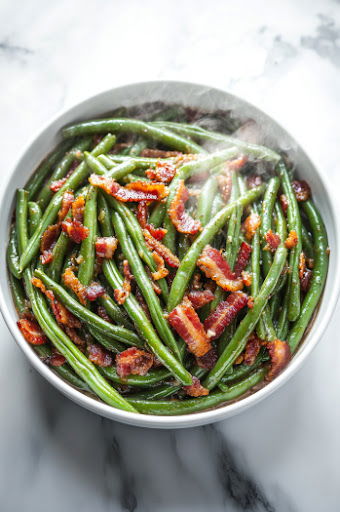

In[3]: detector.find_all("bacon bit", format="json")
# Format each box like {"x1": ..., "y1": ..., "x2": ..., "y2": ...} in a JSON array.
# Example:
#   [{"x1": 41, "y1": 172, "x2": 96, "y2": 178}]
[
  {"x1": 145, "y1": 224, "x2": 167, "y2": 240},
  {"x1": 141, "y1": 149, "x2": 181, "y2": 158},
  {"x1": 186, "y1": 289, "x2": 215, "y2": 309},
  {"x1": 247, "y1": 296, "x2": 254, "y2": 309},
  {"x1": 136, "y1": 202, "x2": 167, "y2": 240},
  {"x1": 88, "y1": 343, "x2": 113, "y2": 367},
  {"x1": 143, "y1": 229, "x2": 180, "y2": 268},
  {"x1": 264, "y1": 230, "x2": 281, "y2": 252},
  {"x1": 243, "y1": 213, "x2": 261, "y2": 241},
  {"x1": 196, "y1": 347, "x2": 218, "y2": 370},
  {"x1": 192, "y1": 272, "x2": 203, "y2": 290},
  {"x1": 280, "y1": 194, "x2": 289, "y2": 214},
  {"x1": 168, "y1": 297, "x2": 212, "y2": 357},
  {"x1": 40, "y1": 224, "x2": 60, "y2": 264},
  {"x1": 242, "y1": 271, "x2": 252, "y2": 287},
  {"x1": 151, "y1": 252, "x2": 168, "y2": 280},
  {"x1": 135, "y1": 287, "x2": 151, "y2": 320},
  {"x1": 204, "y1": 292, "x2": 248, "y2": 340},
  {"x1": 197, "y1": 245, "x2": 244, "y2": 292},
  {"x1": 168, "y1": 180, "x2": 202, "y2": 235},
  {"x1": 61, "y1": 218, "x2": 89, "y2": 243},
  {"x1": 58, "y1": 190, "x2": 75, "y2": 222},
  {"x1": 226, "y1": 155, "x2": 248, "y2": 171},
  {"x1": 95, "y1": 236, "x2": 118, "y2": 259},
  {"x1": 266, "y1": 339, "x2": 291, "y2": 381},
  {"x1": 247, "y1": 174, "x2": 263, "y2": 189},
  {"x1": 17, "y1": 318, "x2": 47, "y2": 345},
  {"x1": 116, "y1": 347, "x2": 154, "y2": 377},
  {"x1": 50, "y1": 177, "x2": 67, "y2": 192},
  {"x1": 71, "y1": 195, "x2": 85, "y2": 222},
  {"x1": 299, "y1": 253, "x2": 313, "y2": 292},
  {"x1": 217, "y1": 171, "x2": 232, "y2": 202},
  {"x1": 285, "y1": 230, "x2": 298, "y2": 249},
  {"x1": 89, "y1": 174, "x2": 168, "y2": 202},
  {"x1": 292, "y1": 180, "x2": 311, "y2": 202},
  {"x1": 64, "y1": 326, "x2": 85, "y2": 346},
  {"x1": 114, "y1": 260, "x2": 132, "y2": 305},
  {"x1": 234, "y1": 241, "x2": 252, "y2": 277},
  {"x1": 146, "y1": 161, "x2": 177, "y2": 184},
  {"x1": 243, "y1": 335, "x2": 261, "y2": 366},
  {"x1": 235, "y1": 355, "x2": 244, "y2": 365},
  {"x1": 86, "y1": 282, "x2": 105, "y2": 301},
  {"x1": 49, "y1": 352, "x2": 66, "y2": 367},
  {"x1": 97, "y1": 305, "x2": 112, "y2": 323},
  {"x1": 183, "y1": 376, "x2": 209, "y2": 397},
  {"x1": 63, "y1": 268, "x2": 87, "y2": 305}
]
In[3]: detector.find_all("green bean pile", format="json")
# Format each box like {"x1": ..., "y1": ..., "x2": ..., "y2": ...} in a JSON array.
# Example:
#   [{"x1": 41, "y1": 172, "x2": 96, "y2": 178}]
[{"x1": 7, "y1": 103, "x2": 329, "y2": 415}]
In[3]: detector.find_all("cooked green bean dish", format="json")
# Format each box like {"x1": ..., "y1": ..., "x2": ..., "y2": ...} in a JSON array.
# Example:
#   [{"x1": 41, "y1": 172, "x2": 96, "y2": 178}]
[{"x1": 8, "y1": 103, "x2": 329, "y2": 415}]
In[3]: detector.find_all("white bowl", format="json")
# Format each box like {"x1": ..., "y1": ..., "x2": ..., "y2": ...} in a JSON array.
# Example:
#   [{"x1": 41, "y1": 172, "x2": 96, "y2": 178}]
[{"x1": 1, "y1": 81, "x2": 339, "y2": 429}]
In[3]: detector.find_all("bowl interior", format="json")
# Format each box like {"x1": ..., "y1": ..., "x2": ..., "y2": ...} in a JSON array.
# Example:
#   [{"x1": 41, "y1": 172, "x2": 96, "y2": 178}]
[{"x1": 0, "y1": 81, "x2": 338, "y2": 428}]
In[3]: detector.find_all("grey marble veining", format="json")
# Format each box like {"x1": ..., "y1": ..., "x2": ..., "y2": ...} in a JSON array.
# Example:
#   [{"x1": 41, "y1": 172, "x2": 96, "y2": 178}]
[{"x1": 1, "y1": 1, "x2": 340, "y2": 510}]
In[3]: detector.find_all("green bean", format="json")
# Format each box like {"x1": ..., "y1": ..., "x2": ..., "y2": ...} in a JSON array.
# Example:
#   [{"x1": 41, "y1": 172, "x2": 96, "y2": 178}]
[
  {"x1": 221, "y1": 352, "x2": 268, "y2": 384},
  {"x1": 112, "y1": 211, "x2": 181, "y2": 359},
  {"x1": 288, "y1": 200, "x2": 328, "y2": 353},
  {"x1": 87, "y1": 324, "x2": 125, "y2": 354},
  {"x1": 9, "y1": 273, "x2": 27, "y2": 316},
  {"x1": 84, "y1": 151, "x2": 138, "y2": 180},
  {"x1": 24, "y1": 268, "x2": 136, "y2": 412},
  {"x1": 167, "y1": 184, "x2": 266, "y2": 311},
  {"x1": 16, "y1": 189, "x2": 29, "y2": 256},
  {"x1": 33, "y1": 269, "x2": 143, "y2": 348},
  {"x1": 98, "y1": 294, "x2": 133, "y2": 330},
  {"x1": 47, "y1": 228, "x2": 70, "y2": 282},
  {"x1": 178, "y1": 234, "x2": 190, "y2": 260},
  {"x1": 19, "y1": 134, "x2": 116, "y2": 272},
  {"x1": 127, "y1": 368, "x2": 266, "y2": 415},
  {"x1": 77, "y1": 186, "x2": 97, "y2": 286},
  {"x1": 196, "y1": 176, "x2": 218, "y2": 226},
  {"x1": 98, "y1": 154, "x2": 174, "y2": 169},
  {"x1": 28, "y1": 202, "x2": 42, "y2": 237},
  {"x1": 7, "y1": 224, "x2": 21, "y2": 279},
  {"x1": 127, "y1": 384, "x2": 182, "y2": 400},
  {"x1": 102, "y1": 260, "x2": 192, "y2": 385},
  {"x1": 301, "y1": 223, "x2": 314, "y2": 258},
  {"x1": 260, "y1": 176, "x2": 280, "y2": 275},
  {"x1": 203, "y1": 245, "x2": 287, "y2": 390},
  {"x1": 36, "y1": 137, "x2": 92, "y2": 209},
  {"x1": 100, "y1": 366, "x2": 171, "y2": 388},
  {"x1": 63, "y1": 118, "x2": 204, "y2": 154},
  {"x1": 277, "y1": 161, "x2": 302, "y2": 321}
]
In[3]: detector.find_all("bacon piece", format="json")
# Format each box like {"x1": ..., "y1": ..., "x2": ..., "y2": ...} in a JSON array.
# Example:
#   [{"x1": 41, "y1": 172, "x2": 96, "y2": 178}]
[
  {"x1": 71, "y1": 195, "x2": 85, "y2": 222},
  {"x1": 234, "y1": 241, "x2": 252, "y2": 277},
  {"x1": 196, "y1": 347, "x2": 218, "y2": 370},
  {"x1": 168, "y1": 297, "x2": 211, "y2": 357},
  {"x1": 17, "y1": 318, "x2": 47, "y2": 345},
  {"x1": 88, "y1": 343, "x2": 113, "y2": 367},
  {"x1": 264, "y1": 230, "x2": 281, "y2": 252},
  {"x1": 151, "y1": 252, "x2": 168, "y2": 280},
  {"x1": 243, "y1": 335, "x2": 261, "y2": 366},
  {"x1": 95, "y1": 236, "x2": 118, "y2": 259},
  {"x1": 97, "y1": 304, "x2": 112, "y2": 323},
  {"x1": 61, "y1": 218, "x2": 89, "y2": 243},
  {"x1": 86, "y1": 282, "x2": 105, "y2": 301},
  {"x1": 64, "y1": 326, "x2": 85, "y2": 347},
  {"x1": 285, "y1": 230, "x2": 298, "y2": 249},
  {"x1": 168, "y1": 180, "x2": 202, "y2": 235},
  {"x1": 58, "y1": 190, "x2": 75, "y2": 222},
  {"x1": 243, "y1": 213, "x2": 261, "y2": 241},
  {"x1": 50, "y1": 177, "x2": 67, "y2": 192},
  {"x1": 226, "y1": 155, "x2": 248, "y2": 171},
  {"x1": 145, "y1": 224, "x2": 167, "y2": 241},
  {"x1": 183, "y1": 376, "x2": 209, "y2": 397},
  {"x1": 49, "y1": 351, "x2": 66, "y2": 367},
  {"x1": 89, "y1": 174, "x2": 168, "y2": 202},
  {"x1": 197, "y1": 245, "x2": 244, "y2": 292},
  {"x1": 116, "y1": 347, "x2": 154, "y2": 377},
  {"x1": 280, "y1": 194, "x2": 289, "y2": 214},
  {"x1": 241, "y1": 271, "x2": 252, "y2": 287},
  {"x1": 217, "y1": 171, "x2": 232, "y2": 202},
  {"x1": 292, "y1": 180, "x2": 311, "y2": 202},
  {"x1": 141, "y1": 148, "x2": 181, "y2": 158},
  {"x1": 136, "y1": 202, "x2": 167, "y2": 240},
  {"x1": 114, "y1": 260, "x2": 133, "y2": 305},
  {"x1": 186, "y1": 289, "x2": 215, "y2": 309},
  {"x1": 63, "y1": 268, "x2": 87, "y2": 305},
  {"x1": 203, "y1": 292, "x2": 248, "y2": 340},
  {"x1": 146, "y1": 161, "x2": 177, "y2": 184},
  {"x1": 247, "y1": 296, "x2": 254, "y2": 309},
  {"x1": 143, "y1": 229, "x2": 180, "y2": 268},
  {"x1": 266, "y1": 339, "x2": 291, "y2": 381},
  {"x1": 40, "y1": 224, "x2": 60, "y2": 264},
  {"x1": 247, "y1": 174, "x2": 263, "y2": 189},
  {"x1": 299, "y1": 253, "x2": 312, "y2": 292}
]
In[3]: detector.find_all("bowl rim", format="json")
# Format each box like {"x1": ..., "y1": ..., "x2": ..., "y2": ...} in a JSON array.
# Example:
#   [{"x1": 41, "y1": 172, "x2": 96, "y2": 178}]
[{"x1": 1, "y1": 79, "x2": 339, "y2": 429}]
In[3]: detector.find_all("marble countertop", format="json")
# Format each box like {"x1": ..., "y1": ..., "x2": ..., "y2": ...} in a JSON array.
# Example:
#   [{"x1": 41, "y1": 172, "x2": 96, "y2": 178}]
[{"x1": 1, "y1": 1, "x2": 340, "y2": 510}]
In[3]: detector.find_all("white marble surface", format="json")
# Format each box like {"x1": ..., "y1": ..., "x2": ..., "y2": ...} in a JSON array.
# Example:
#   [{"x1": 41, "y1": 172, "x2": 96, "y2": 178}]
[{"x1": 1, "y1": 0, "x2": 340, "y2": 510}]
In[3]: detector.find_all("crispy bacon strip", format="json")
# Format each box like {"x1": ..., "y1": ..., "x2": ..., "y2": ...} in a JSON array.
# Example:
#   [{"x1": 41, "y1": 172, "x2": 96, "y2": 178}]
[
  {"x1": 285, "y1": 230, "x2": 298, "y2": 249},
  {"x1": 114, "y1": 260, "x2": 133, "y2": 305},
  {"x1": 299, "y1": 252, "x2": 313, "y2": 292},
  {"x1": 86, "y1": 282, "x2": 105, "y2": 301},
  {"x1": 196, "y1": 347, "x2": 218, "y2": 370},
  {"x1": 203, "y1": 292, "x2": 248, "y2": 340},
  {"x1": 168, "y1": 297, "x2": 211, "y2": 357},
  {"x1": 141, "y1": 148, "x2": 181, "y2": 158},
  {"x1": 151, "y1": 251, "x2": 169, "y2": 280},
  {"x1": 48, "y1": 352, "x2": 66, "y2": 367},
  {"x1": 116, "y1": 347, "x2": 154, "y2": 377},
  {"x1": 217, "y1": 171, "x2": 232, "y2": 202},
  {"x1": 266, "y1": 339, "x2": 291, "y2": 381},
  {"x1": 61, "y1": 218, "x2": 89, "y2": 243},
  {"x1": 89, "y1": 174, "x2": 168, "y2": 202},
  {"x1": 63, "y1": 268, "x2": 87, "y2": 305},
  {"x1": 146, "y1": 161, "x2": 177, "y2": 183},
  {"x1": 71, "y1": 195, "x2": 85, "y2": 222},
  {"x1": 64, "y1": 326, "x2": 85, "y2": 346},
  {"x1": 95, "y1": 236, "x2": 118, "y2": 259},
  {"x1": 292, "y1": 180, "x2": 311, "y2": 202},
  {"x1": 186, "y1": 289, "x2": 215, "y2": 309},
  {"x1": 88, "y1": 343, "x2": 113, "y2": 367},
  {"x1": 40, "y1": 224, "x2": 60, "y2": 264},
  {"x1": 234, "y1": 241, "x2": 252, "y2": 277},
  {"x1": 227, "y1": 155, "x2": 248, "y2": 171},
  {"x1": 168, "y1": 180, "x2": 202, "y2": 235},
  {"x1": 143, "y1": 229, "x2": 180, "y2": 268},
  {"x1": 243, "y1": 335, "x2": 261, "y2": 366},
  {"x1": 280, "y1": 194, "x2": 289, "y2": 214},
  {"x1": 243, "y1": 213, "x2": 261, "y2": 241},
  {"x1": 241, "y1": 271, "x2": 252, "y2": 287},
  {"x1": 17, "y1": 318, "x2": 47, "y2": 345},
  {"x1": 58, "y1": 190, "x2": 75, "y2": 222},
  {"x1": 264, "y1": 230, "x2": 281, "y2": 252},
  {"x1": 136, "y1": 202, "x2": 167, "y2": 240},
  {"x1": 197, "y1": 245, "x2": 243, "y2": 292},
  {"x1": 183, "y1": 376, "x2": 209, "y2": 397}
]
